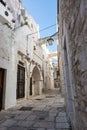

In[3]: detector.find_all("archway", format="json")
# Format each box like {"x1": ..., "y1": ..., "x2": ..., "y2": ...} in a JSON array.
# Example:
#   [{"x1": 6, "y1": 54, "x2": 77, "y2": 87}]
[{"x1": 30, "y1": 66, "x2": 41, "y2": 96}]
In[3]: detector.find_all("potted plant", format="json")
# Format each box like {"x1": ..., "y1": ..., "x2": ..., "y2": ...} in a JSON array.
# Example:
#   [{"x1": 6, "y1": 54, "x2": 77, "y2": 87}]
[
  {"x1": 5, "y1": 11, "x2": 9, "y2": 16},
  {"x1": 12, "y1": 19, "x2": 15, "y2": 23}
]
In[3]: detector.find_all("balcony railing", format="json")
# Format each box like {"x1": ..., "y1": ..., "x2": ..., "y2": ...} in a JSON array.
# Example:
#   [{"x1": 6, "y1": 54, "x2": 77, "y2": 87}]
[{"x1": 0, "y1": 2, "x2": 14, "y2": 28}]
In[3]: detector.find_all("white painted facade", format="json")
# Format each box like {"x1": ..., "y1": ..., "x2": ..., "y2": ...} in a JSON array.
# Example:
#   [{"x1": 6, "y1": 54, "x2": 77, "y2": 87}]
[{"x1": 0, "y1": 0, "x2": 54, "y2": 110}]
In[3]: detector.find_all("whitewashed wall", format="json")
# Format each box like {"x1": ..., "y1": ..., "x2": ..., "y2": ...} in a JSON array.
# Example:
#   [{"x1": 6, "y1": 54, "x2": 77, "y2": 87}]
[{"x1": 0, "y1": 23, "x2": 16, "y2": 109}]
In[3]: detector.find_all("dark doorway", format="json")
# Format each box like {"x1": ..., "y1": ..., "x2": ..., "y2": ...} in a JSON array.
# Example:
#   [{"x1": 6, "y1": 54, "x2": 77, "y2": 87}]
[
  {"x1": 30, "y1": 77, "x2": 32, "y2": 95},
  {"x1": 0, "y1": 68, "x2": 4, "y2": 110},
  {"x1": 17, "y1": 65, "x2": 25, "y2": 99}
]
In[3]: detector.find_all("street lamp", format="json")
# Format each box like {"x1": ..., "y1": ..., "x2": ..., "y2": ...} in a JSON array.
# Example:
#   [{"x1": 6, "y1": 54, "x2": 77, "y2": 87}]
[
  {"x1": 47, "y1": 37, "x2": 54, "y2": 46},
  {"x1": 36, "y1": 31, "x2": 58, "y2": 46}
]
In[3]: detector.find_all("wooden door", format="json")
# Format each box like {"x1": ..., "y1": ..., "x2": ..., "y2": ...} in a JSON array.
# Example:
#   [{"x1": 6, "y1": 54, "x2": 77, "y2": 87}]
[
  {"x1": 30, "y1": 77, "x2": 32, "y2": 95},
  {"x1": 17, "y1": 65, "x2": 25, "y2": 99},
  {"x1": 0, "y1": 69, "x2": 4, "y2": 110}
]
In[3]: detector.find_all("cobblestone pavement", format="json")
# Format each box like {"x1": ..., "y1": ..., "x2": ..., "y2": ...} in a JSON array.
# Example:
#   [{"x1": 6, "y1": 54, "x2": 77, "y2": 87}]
[{"x1": 0, "y1": 89, "x2": 71, "y2": 130}]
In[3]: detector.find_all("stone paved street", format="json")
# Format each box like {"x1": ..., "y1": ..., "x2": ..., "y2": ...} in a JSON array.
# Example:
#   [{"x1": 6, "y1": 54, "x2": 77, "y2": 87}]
[{"x1": 0, "y1": 89, "x2": 71, "y2": 130}]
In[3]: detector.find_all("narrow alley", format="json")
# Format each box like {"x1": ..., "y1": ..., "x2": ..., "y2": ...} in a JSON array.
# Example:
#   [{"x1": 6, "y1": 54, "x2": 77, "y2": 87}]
[
  {"x1": 0, "y1": 89, "x2": 71, "y2": 130},
  {"x1": 0, "y1": 0, "x2": 87, "y2": 130}
]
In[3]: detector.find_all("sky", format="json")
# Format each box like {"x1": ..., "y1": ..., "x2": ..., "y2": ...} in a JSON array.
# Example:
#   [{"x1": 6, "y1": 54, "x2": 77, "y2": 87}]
[{"x1": 22, "y1": 0, "x2": 57, "y2": 52}]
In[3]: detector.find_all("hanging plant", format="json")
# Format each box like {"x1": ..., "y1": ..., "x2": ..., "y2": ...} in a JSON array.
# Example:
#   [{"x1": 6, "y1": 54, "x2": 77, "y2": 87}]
[
  {"x1": 12, "y1": 19, "x2": 15, "y2": 23},
  {"x1": 5, "y1": 11, "x2": 9, "y2": 16},
  {"x1": 23, "y1": 21, "x2": 30, "y2": 28},
  {"x1": 7, "y1": 6, "x2": 10, "y2": 11},
  {"x1": 24, "y1": 21, "x2": 29, "y2": 26},
  {"x1": 4, "y1": 23, "x2": 12, "y2": 29}
]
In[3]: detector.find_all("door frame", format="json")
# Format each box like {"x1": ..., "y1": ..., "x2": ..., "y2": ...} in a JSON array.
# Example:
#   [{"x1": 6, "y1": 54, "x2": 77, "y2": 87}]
[
  {"x1": 0, "y1": 68, "x2": 6, "y2": 110},
  {"x1": 30, "y1": 77, "x2": 32, "y2": 95},
  {"x1": 16, "y1": 64, "x2": 25, "y2": 99}
]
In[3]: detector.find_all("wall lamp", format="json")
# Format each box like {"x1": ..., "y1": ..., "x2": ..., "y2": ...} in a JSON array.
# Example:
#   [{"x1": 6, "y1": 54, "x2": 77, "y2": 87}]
[{"x1": 47, "y1": 37, "x2": 54, "y2": 46}]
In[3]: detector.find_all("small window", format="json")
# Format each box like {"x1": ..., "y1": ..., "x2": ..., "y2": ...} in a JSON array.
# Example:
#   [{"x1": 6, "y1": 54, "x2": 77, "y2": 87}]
[
  {"x1": 31, "y1": 23, "x2": 33, "y2": 29},
  {"x1": 42, "y1": 55, "x2": 44, "y2": 59}
]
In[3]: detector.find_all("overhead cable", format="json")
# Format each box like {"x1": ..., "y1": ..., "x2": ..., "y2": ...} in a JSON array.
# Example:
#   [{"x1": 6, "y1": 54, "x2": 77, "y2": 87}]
[{"x1": 27, "y1": 23, "x2": 56, "y2": 36}]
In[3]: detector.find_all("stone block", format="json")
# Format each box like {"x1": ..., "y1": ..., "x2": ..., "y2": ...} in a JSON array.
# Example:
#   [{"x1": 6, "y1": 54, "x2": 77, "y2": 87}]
[
  {"x1": 33, "y1": 121, "x2": 55, "y2": 129},
  {"x1": 56, "y1": 116, "x2": 68, "y2": 123},
  {"x1": 26, "y1": 115, "x2": 37, "y2": 121},
  {"x1": 16, "y1": 121, "x2": 34, "y2": 127},
  {"x1": 58, "y1": 112, "x2": 66, "y2": 117},
  {"x1": 0, "y1": 127, "x2": 7, "y2": 130},
  {"x1": 14, "y1": 114, "x2": 29, "y2": 120},
  {"x1": 45, "y1": 116, "x2": 55, "y2": 122},
  {"x1": 56, "y1": 122, "x2": 70, "y2": 129},
  {"x1": 1, "y1": 119, "x2": 17, "y2": 127},
  {"x1": 8, "y1": 127, "x2": 27, "y2": 130},
  {"x1": 37, "y1": 128, "x2": 46, "y2": 130}
]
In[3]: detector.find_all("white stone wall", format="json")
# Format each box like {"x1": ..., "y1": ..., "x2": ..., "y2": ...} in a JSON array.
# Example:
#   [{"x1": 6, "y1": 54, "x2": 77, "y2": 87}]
[
  {"x1": 33, "y1": 45, "x2": 43, "y2": 67},
  {"x1": 15, "y1": 25, "x2": 33, "y2": 58},
  {"x1": 3, "y1": 0, "x2": 23, "y2": 27},
  {"x1": 0, "y1": 0, "x2": 55, "y2": 109},
  {"x1": 0, "y1": 23, "x2": 17, "y2": 109},
  {"x1": 41, "y1": 45, "x2": 54, "y2": 91},
  {"x1": 4, "y1": 0, "x2": 39, "y2": 34},
  {"x1": 59, "y1": 0, "x2": 87, "y2": 129},
  {"x1": 0, "y1": 0, "x2": 42, "y2": 108}
]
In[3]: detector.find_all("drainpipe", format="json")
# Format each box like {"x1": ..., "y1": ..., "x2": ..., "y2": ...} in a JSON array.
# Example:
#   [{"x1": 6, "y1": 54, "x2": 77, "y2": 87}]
[
  {"x1": 26, "y1": 35, "x2": 29, "y2": 56},
  {"x1": 26, "y1": 34, "x2": 30, "y2": 99},
  {"x1": 27, "y1": 60, "x2": 32, "y2": 99}
]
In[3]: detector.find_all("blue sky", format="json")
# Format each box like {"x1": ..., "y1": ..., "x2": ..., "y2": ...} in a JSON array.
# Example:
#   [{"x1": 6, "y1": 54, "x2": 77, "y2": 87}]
[{"x1": 22, "y1": 0, "x2": 57, "y2": 52}]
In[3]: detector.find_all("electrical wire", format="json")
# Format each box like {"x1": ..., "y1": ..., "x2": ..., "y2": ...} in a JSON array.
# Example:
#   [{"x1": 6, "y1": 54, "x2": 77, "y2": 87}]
[
  {"x1": 27, "y1": 24, "x2": 56, "y2": 36},
  {"x1": 40, "y1": 24, "x2": 56, "y2": 32}
]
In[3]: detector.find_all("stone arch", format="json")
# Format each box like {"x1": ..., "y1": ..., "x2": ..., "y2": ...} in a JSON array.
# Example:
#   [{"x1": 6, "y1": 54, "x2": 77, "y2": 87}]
[
  {"x1": 30, "y1": 65, "x2": 43, "y2": 96},
  {"x1": 30, "y1": 65, "x2": 43, "y2": 80}
]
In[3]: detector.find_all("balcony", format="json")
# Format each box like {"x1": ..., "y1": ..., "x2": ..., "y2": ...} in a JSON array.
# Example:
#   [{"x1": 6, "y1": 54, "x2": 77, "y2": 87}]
[{"x1": 0, "y1": 2, "x2": 14, "y2": 28}]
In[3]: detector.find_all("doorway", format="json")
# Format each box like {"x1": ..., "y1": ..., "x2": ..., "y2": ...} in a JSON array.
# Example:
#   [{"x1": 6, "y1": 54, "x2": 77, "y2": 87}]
[
  {"x1": 32, "y1": 66, "x2": 40, "y2": 96},
  {"x1": 0, "y1": 68, "x2": 5, "y2": 110},
  {"x1": 16, "y1": 65, "x2": 25, "y2": 99},
  {"x1": 30, "y1": 77, "x2": 32, "y2": 95}
]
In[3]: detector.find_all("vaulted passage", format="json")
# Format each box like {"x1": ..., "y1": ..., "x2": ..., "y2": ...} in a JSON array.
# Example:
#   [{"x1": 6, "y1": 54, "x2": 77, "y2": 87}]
[{"x1": 31, "y1": 66, "x2": 41, "y2": 96}]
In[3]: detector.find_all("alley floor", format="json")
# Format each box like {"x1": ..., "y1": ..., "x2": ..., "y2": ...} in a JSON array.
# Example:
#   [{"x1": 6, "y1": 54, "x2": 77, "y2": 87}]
[{"x1": 0, "y1": 89, "x2": 71, "y2": 130}]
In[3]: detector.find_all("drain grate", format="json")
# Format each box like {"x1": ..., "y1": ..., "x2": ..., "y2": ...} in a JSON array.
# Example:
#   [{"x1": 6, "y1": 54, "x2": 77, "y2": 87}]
[
  {"x1": 46, "y1": 96, "x2": 55, "y2": 98},
  {"x1": 35, "y1": 99, "x2": 43, "y2": 100},
  {"x1": 39, "y1": 117, "x2": 45, "y2": 120},
  {"x1": 33, "y1": 110, "x2": 49, "y2": 117},
  {"x1": 57, "y1": 107, "x2": 65, "y2": 111},
  {"x1": 29, "y1": 129, "x2": 35, "y2": 130},
  {"x1": 19, "y1": 107, "x2": 33, "y2": 111}
]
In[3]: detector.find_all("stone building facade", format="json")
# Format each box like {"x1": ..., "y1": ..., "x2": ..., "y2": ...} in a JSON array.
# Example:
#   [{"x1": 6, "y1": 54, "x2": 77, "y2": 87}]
[
  {"x1": 58, "y1": 0, "x2": 87, "y2": 129},
  {"x1": 0, "y1": 0, "x2": 54, "y2": 110},
  {"x1": 41, "y1": 45, "x2": 54, "y2": 92}
]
